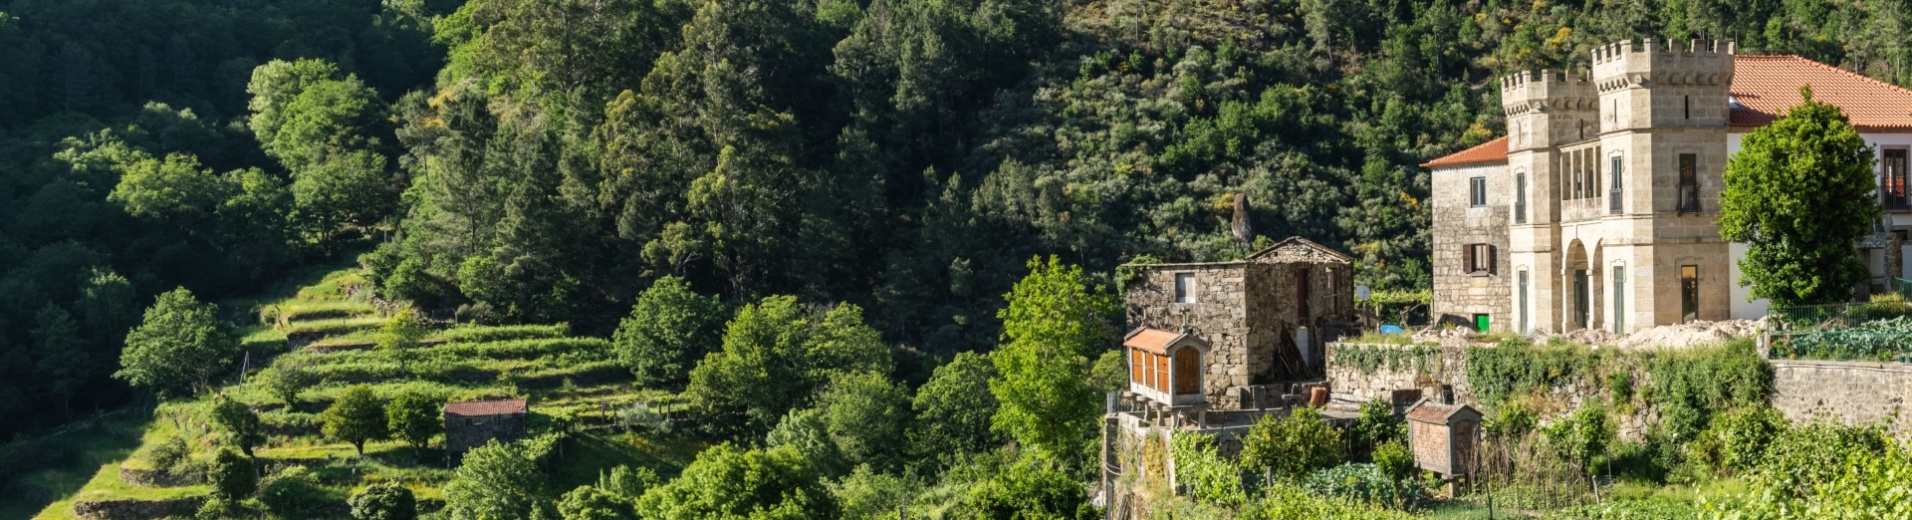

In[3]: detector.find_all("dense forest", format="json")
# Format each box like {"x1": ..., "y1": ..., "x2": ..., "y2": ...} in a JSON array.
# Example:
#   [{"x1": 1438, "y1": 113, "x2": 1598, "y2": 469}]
[{"x1": 4, "y1": 0, "x2": 1912, "y2": 453}]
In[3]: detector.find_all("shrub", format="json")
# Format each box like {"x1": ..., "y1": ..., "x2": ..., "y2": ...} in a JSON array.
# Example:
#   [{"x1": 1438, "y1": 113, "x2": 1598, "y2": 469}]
[
  {"x1": 259, "y1": 467, "x2": 329, "y2": 515},
  {"x1": 323, "y1": 385, "x2": 389, "y2": 455},
  {"x1": 1301, "y1": 463, "x2": 1425, "y2": 509},
  {"x1": 1372, "y1": 440, "x2": 1414, "y2": 483},
  {"x1": 206, "y1": 448, "x2": 257, "y2": 500},
  {"x1": 1350, "y1": 398, "x2": 1403, "y2": 460},
  {"x1": 1542, "y1": 405, "x2": 1613, "y2": 478},
  {"x1": 1714, "y1": 406, "x2": 1787, "y2": 473},
  {"x1": 617, "y1": 401, "x2": 670, "y2": 435},
  {"x1": 1171, "y1": 433, "x2": 1246, "y2": 507},
  {"x1": 388, "y1": 391, "x2": 443, "y2": 450},
  {"x1": 147, "y1": 435, "x2": 191, "y2": 472},
  {"x1": 1641, "y1": 339, "x2": 1771, "y2": 442},
  {"x1": 1240, "y1": 406, "x2": 1344, "y2": 481},
  {"x1": 1464, "y1": 342, "x2": 1603, "y2": 406},
  {"x1": 349, "y1": 481, "x2": 418, "y2": 520},
  {"x1": 211, "y1": 399, "x2": 266, "y2": 457}
]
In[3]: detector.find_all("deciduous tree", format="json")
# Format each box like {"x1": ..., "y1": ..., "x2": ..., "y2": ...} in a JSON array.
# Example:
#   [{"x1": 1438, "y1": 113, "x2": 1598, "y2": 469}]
[
  {"x1": 1720, "y1": 85, "x2": 1882, "y2": 306},
  {"x1": 323, "y1": 385, "x2": 390, "y2": 456},
  {"x1": 114, "y1": 287, "x2": 237, "y2": 395},
  {"x1": 989, "y1": 256, "x2": 1115, "y2": 465},
  {"x1": 612, "y1": 276, "x2": 727, "y2": 387}
]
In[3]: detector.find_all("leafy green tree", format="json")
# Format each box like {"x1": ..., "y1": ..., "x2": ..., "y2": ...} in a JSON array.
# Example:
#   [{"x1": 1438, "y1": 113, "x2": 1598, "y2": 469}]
[
  {"x1": 818, "y1": 371, "x2": 912, "y2": 473},
  {"x1": 557, "y1": 485, "x2": 637, "y2": 520},
  {"x1": 1350, "y1": 397, "x2": 1404, "y2": 460},
  {"x1": 212, "y1": 398, "x2": 267, "y2": 457},
  {"x1": 115, "y1": 287, "x2": 237, "y2": 395},
  {"x1": 951, "y1": 457, "x2": 1095, "y2": 520},
  {"x1": 632, "y1": 444, "x2": 838, "y2": 520},
  {"x1": 1240, "y1": 406, "x2": 1346, "y2": 480},
  {"x1": 207, "y1": 448, "x2": 258, "y2": 500},
  {"x1": 830, "y1": 465, "x2": 921, "y2": 520},
  {"x1": 262, "y1": 356, "x2": 318, "y2": 406},
  {"x1": 443, "y1": 439, "x2": 548, "y2": 520},
  {"x1": 387, "y1": 391, "x2": 443, "y2": 452},
  {"x1": 1543, "y1": 404, "x2": 1613, "y2": 484},
  {"x1": 911, "y1": 351, "x2": 1003, "y2": 463},
  {"x1": 31, "y1": 304, "x2": 89, "y2": 417},
  {"x1": 349, "y1": 481, "x2": 418, "y2": 520},
  {"x1": 684, "y1": 295, "x2": 891, "y2": 438},
  {"x1": 613, "y1": 276, "x2": 728, "y2": 387},
  {"x1": 767, "y1": 408, "x2": 849, "y2": 476},
  {"x1": 1720, "y1": 86, "x2": 1882, "y2": 306},
  {"x1": 323, "y1": 385, "x2": 390, "y2": 456},
  {"x1": 1088, "y1": 349, "x2": 1126, "y2": 393},
  {"x1": 378, "y1": 309, "x2": 430, "y2": 374},
  {"x1": 989, "y1": 256, "x2": 1115, "y2": 464}
]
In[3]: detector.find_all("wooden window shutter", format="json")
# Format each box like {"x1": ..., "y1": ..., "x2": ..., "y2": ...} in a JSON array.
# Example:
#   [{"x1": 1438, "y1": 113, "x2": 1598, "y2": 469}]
[{"x1": 1462, "y1": 244, "x2": 1475, "y2": 273}]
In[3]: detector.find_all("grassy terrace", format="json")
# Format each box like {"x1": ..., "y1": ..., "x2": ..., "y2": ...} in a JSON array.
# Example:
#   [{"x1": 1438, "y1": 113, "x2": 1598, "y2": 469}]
[{"x1": 12, "y1": 266, "x2": 696, "y2": 519}]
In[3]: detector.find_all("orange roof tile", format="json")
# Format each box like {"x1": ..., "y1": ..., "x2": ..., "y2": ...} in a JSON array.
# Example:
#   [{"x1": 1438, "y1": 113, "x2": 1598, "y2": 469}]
[
  {"x1": 1731, "y1": 55, "x2": 1912, "y2": 131},
  {"x1": 1420, "y1": 136, "x2": 1508, "y2": 168},
  {"x1": 1123, "y1": 327, "x2": 1181, "y2": 355},
  {"x1": 445, "y1": 399, "x2": 527, "y2": 417}
]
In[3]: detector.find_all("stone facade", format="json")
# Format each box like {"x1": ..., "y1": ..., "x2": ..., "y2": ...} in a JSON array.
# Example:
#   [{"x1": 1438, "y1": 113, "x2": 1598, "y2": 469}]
[
  {"x1": 1324, "y1": 341, "x2": 1472, "y2": 406},
  {"x1": 445, "y1": 400, "x2": 528, "y2": 454},
  {"x1": 1431, "y1": 161, "x2": 1513, "y2": 330},
  {"x1": 1770, "y1": 358, "x2": 1912, "y2": 437},
  {"x1": 1122, "y1": 238, "x2": 1356, "y2": 409},
  {"x1": 1430, "y1": 39, "x2": 1752, "y2": 334}
]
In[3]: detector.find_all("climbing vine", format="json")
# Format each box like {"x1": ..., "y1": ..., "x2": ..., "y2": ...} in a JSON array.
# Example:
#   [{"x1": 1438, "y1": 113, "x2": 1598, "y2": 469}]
[{"x1": 1333, "y1": 343, "x2": 1441, "y2": 375}]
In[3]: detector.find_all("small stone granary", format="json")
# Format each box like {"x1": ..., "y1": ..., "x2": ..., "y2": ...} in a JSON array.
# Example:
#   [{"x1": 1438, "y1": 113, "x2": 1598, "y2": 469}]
[
  {"x1": 1406, "y1": 399, "x2": 1483, "y2": 478},
  {"x1": 1121, "y1": 237, "x2": 1357, "y2": 410},
  {"x1": 444, "y1": 399, "x2": 528, "y2": 454}
]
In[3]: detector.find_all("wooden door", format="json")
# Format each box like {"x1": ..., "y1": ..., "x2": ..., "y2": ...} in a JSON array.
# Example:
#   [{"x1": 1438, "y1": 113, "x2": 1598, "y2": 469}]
[{"x1": 1173, "y1": 348, "x2": 1201, "y2": 395}]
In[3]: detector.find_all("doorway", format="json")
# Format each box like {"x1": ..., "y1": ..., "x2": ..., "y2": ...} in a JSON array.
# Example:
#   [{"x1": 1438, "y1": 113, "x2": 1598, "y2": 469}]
[{"x1": 1574, "y1": 270, "x2": 1589, "y2": 329}]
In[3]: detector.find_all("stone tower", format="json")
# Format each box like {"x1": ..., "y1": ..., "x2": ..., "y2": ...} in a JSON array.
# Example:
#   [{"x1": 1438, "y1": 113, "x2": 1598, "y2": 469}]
[
  {"x1": 1585, "y1": 38, "x2": 1735, "y2": 331},
  {"x1": 1500, "y1": 69, "x2": 1595, "y2": 334}
]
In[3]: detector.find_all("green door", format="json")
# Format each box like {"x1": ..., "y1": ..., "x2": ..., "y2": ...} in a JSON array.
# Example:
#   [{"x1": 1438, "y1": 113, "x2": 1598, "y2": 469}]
[{"x1": 1474, "y1": 314, "x2": 1490, "y2": 333}]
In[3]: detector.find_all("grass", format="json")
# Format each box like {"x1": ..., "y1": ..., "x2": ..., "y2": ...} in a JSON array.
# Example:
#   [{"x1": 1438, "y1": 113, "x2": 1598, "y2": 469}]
[
  {"x1": 43, "y1": 264, "x2": 684, "y2": 517},
  {"x1": 0, "y1": 411, "x2": 152, "y2": 519}
]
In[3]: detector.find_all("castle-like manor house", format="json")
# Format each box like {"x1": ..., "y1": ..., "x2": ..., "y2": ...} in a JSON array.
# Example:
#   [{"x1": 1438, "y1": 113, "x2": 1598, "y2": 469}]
[{"x1": 1426, "y1": 38, "x2": 1912, "y2": 334}]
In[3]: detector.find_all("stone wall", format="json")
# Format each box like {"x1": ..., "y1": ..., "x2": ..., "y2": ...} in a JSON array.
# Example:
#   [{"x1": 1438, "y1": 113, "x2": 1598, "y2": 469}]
[
  {"x1": 1325, "y1": 341, "x2": 1471, "y2": 406},
  {"x1": 1770, "y1": 358, "x2": 1912, "y2": 437},
  {"x1": 72, "y1": 496, "x2": 207, "y2": 520},
  {"x1": 1126, "y1": 263, "x2": 1255, "y2": 409},
  {"x1": 118, "y1": 464, "x2": 203, "y2": 487},
  {"x1": 1430, "y1": 162, "x2": 1512, "y2": 331}
]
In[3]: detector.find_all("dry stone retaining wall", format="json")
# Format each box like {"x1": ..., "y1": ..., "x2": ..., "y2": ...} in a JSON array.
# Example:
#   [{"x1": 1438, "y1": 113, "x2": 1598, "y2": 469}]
[
  {"x1": 1770, "y1": 358, "x2": 1912, "y2": 437},
  {"x1": 1325, "y1": 341, "x2": 1472, "y2": 406},
  {"x1": 72, "y1": 496, "x2": 207, "y2": 520}
]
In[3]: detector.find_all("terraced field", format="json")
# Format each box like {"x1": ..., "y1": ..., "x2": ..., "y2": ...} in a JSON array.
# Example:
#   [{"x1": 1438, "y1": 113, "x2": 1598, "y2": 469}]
[{"x1": 22, "y1": 267, "x2": 700, "y2": 519}]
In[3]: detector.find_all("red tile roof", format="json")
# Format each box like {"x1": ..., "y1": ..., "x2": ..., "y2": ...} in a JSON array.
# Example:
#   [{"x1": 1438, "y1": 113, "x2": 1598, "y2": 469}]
[
  {"x1": 1123, "y1": 327, "x2": 1181, "y2": 356},
  {"x1": 1423, "y1": 55, "x2": 1912, "y2": 169},
  {"x1": 1730, "y1": 55, "x2": 1912, "y2": 130},
  {"x1": 1420, "y1": 136, "x2": 1508, "y2": 168},
  {"x1": 1405, "y1": 400, "x2": 1482, "y2": 424},
  {"x1": 444, "y1": 399, "x2": 527, "y2": 417}
]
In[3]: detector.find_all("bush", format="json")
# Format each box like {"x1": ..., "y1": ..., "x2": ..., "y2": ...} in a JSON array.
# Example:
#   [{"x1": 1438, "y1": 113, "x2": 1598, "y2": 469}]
[
  {"x1": 1240, "y1": 406, "x2": 1344, "y2": 481},
  {"x1": 1171, "y1": 433, "x2": 1246, "y2": 507},
  {"x1": 349, "y1": 481, "x2": 418, "y2": 520},
  {"x1": 1714, "y1": 406, "x2": 1786, "y2": 473},
  {"x1": 148, "y1": 435, "x2": 191, "y2": 472},
  {"x1": 1641, "y1": 340, "x2": 1771, "y2": 443},
  {"x1": 1542, "y1": 405, "x2": 1613, "y2": 478},
  {"x1": 1301, "y1": 463, "x2": 1426, "y2": 509},
  {"x1": 1238, "y1": 483, "x2": 1422, "y2": 519},
  {"x1": 259, "y1": 467, "x2": 330, "y2": 515},
  {"x1": 1464, "y1": 342, "x2": 1603, "y2": 406},
  {"x1": 206, "y1": 448, "x2": 257, "y2": 500},
  {"x1": 1350, "y1": 398, "x2": 1403, "y2": 460},
  {"x1": 1372, "y1": 440, "x2": 1414, "y2": 483}
]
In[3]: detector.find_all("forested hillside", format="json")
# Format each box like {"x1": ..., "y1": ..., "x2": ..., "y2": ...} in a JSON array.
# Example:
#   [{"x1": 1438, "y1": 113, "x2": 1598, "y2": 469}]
[{"x1": 3, "y1": 0, "x2": 1910, "y2": 446}]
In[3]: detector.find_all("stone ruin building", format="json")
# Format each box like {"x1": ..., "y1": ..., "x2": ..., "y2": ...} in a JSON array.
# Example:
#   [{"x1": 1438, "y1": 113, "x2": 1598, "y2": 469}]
[
  {"x1": 1118, "y1": 237, "x2": 1357, "y2": 413},
  {"x1": 444, "y1": 398, "x2": 528, "y2": 455},
  {"x1": 1425, "y1": 38, "x2": 1912, "y2": 334}
]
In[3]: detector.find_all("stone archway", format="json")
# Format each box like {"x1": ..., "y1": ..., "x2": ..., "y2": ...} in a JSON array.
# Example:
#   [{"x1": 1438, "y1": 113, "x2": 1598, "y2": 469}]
[{"x1": 1565, "y1": 240, "x2": 1590, "y2": 331}]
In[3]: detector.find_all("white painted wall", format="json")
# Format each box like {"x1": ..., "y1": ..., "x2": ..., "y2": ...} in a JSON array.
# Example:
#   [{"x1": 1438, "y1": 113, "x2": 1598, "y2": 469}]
[{"x1": 1725, "y1": 131, "x2": 1912, "y2": 318}]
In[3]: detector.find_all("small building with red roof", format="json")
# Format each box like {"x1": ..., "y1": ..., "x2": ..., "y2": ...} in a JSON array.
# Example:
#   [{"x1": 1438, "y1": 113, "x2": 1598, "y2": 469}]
[
  {"x1": 444, "y1": 399, "x2": 528, "y2": 454},
  {"x1": 1423, "y1": 39, "x2": 1912, "y2": 335}
]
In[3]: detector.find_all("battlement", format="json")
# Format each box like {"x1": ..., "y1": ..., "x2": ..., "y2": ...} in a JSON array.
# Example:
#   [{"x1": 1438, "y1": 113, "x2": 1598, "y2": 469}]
[
  {"x1": 1500, "y1": 69, "x2": 1596, "y2": 115},
  {"x1": 1592, "y1": 38, "x2": 1735, "y2": 91}
]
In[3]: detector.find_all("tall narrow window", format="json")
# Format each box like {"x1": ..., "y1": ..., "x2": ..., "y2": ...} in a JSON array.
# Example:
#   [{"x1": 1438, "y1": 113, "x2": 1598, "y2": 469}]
[
  {"x1": 1610, "y1": 154, "x2": 1624, "y2": 214},
  {"x1": 1884, "y1": 149, "x2": 1909, "y2": 209},
  {"x1": 1174, "y1": 273, "x2": 1196, "y2": 303},
  {"x1": 1295, "y1": 268, "x2": 1312, "y2": 319},
  {"x1": 1469, "y1": 177, "x2": 1487, "y2": 207},
  {"x1": 1515, "y1": 172, "x2": 1528, "y2": 223},
  {"x1": 1684, "y1": 95, "x2": 1691, "y2": 119},
  {"x1": 1681, "y1": 265, "x2": 1700, "y2": 322},
  {"x1": 1678, "y1": 154, "x2": 1700, "y2": 213},
  {"x1": 1518, "y1": 270, "x2": 1529, "y2": 333},
  {"x1": 1612, "y1": 266, "x2": 1626, "y2": 333}
]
